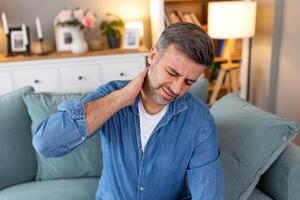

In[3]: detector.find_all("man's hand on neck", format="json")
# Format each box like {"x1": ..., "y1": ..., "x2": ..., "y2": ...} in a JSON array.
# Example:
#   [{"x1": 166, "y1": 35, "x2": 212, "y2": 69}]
[{"x1": 119, "y1": 68, "x2": 149, "y2": 107}]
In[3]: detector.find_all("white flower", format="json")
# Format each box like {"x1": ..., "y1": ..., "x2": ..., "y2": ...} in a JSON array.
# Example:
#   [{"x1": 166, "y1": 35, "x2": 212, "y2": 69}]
[{"x1": 73, "y1": 8, "x2": 85, "y2": 20}]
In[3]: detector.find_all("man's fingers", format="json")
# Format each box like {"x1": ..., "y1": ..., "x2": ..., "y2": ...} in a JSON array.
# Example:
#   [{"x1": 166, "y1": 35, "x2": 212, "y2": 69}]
[{"x1": 137, "y1": 67, "x2": 149, "y2": 79}]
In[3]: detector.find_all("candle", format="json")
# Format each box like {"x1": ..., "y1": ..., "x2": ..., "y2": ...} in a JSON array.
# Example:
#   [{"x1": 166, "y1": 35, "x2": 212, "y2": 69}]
[
  {"x1": 22, "y1": 23, "x2": 28, "y2": 46},
  {"x1": 1, "y1": 12, "x2": 9, "y2": 34},
  {"x1": 35, "y1": 17, "x2": 43, "y2": 39}
]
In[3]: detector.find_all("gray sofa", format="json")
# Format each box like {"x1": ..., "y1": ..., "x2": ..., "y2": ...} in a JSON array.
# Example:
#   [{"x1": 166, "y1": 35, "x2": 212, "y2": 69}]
[{"x1": 0, "y1": 80, "x2": 299, "y2": 200}]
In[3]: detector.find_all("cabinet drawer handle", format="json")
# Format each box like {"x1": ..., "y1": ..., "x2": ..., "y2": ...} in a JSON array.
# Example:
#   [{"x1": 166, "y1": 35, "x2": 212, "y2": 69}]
[
  {"x1": 34, "y1": 79, "x2": 40, "y2": 84},
  {"x1": 78, "y1": 76, "x2": 83, "y2": 80},
  {"x1": 120, "y1": 72, "x2": 125, "y2": 77}
]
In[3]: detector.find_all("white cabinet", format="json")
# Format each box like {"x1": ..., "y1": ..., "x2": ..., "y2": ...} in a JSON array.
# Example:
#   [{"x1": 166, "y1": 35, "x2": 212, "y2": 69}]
[
  {"x1": 13, "y1": 68, "x2": 60, "y2": 92},
  {"x1": 0, "y1": 72, "x2": 13, "y2": 95},
  {"x1": 101, "y1": 59, "x2": 142, "y2": 83},
  {"x1": 60, "y1": 65, "x2": 101, "y2": 92},
  {"x1": 0, "y1": 51, "x2": 147, "y2": 95}
]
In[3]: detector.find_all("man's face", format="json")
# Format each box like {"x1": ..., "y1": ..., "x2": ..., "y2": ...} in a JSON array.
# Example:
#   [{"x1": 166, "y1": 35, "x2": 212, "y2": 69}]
[{"x1": 146, "y1": 44, "x2": 206, "y2": 105}]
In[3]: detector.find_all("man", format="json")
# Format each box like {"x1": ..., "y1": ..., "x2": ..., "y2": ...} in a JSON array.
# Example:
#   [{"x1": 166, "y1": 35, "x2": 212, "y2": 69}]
[{"x1": 33, "y1": 22, "x2": 224, "y2": 200}]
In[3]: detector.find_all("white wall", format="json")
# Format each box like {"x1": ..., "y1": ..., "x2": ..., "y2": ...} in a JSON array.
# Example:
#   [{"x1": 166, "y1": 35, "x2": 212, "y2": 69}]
[
  {"x1": 251, "y1": 0, "x2": 300, "y2": 145},
  {"x1": 275, "y1": 0, "x2": 300, "y2": 145}
]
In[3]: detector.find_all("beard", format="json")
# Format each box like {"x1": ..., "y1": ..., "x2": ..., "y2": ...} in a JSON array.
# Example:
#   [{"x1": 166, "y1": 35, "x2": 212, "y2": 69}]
[{"x1": 145, "y1": 62, "x2": 178, "y2": 106}]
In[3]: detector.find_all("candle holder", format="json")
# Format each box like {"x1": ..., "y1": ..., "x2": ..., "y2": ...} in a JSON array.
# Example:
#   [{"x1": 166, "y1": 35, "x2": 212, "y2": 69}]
[{"x1": 38, "y1": 38, "x2": 49, "y2": 56}]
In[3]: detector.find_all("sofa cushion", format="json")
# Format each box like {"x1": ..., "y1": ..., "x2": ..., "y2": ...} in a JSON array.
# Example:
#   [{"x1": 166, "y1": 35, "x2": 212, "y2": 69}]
[
  {"x1": 0, "y1": 86, "x2": 37, "y2": 190},
  {"x1": 210, "y1": 94, "x2": 299, "y2": 200},
  {"x1": 247, "y1": 188, "x2": 273, "y2": 200},
  {"x1": 0, "y1": 178, "x2": 98, "y2": 200},
  {"x1": 188, "y1": 78, "x2": 209, "y2": 103},
  {"x1": 22, "y1": 92, "x2": 102, "y2": 180}
]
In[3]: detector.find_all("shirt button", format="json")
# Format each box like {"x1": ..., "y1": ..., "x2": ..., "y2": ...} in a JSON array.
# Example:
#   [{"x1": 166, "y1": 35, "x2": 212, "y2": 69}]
[
  {"x1": 140, "y1": 187, "x2": 144, "y2": 191},
  {"x1": 81, "y1": 136, "x2": 85, "y2": 141}
]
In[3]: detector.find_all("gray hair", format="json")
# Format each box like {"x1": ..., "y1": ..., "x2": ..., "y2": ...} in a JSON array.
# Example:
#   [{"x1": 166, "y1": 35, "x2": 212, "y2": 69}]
[{"x1": 156, "y1": 22, "x2": 214, "y2": 67}]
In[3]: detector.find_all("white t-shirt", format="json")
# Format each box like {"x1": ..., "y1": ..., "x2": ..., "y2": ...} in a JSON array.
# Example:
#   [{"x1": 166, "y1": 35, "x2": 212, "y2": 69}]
[{"x1": 138, "y1": 99, "x2": 169, "y2": 151}]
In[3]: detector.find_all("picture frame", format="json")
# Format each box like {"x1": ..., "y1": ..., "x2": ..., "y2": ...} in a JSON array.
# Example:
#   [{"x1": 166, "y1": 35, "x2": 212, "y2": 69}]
[
  {"x1": 54, "y1": 26, "x2": 74, "y2": 51},
  {"x1": 54, "y1": 26, "x2": 84, "y2": 52},
  {"x1": 7, "y1": 27, "x2": 31, "y2": 56},
  {"x1": 123, "y1": 28, "x2": 140, "y2": 49}
]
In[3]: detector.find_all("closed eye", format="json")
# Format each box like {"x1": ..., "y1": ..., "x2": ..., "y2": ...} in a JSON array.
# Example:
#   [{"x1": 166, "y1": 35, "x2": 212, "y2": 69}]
[
  {"x1": 166, "y1": 70, "x2": 176, "y2": 76},
  {"x1": 185, "y1": 80, "x2": 193, "y2": 86}
]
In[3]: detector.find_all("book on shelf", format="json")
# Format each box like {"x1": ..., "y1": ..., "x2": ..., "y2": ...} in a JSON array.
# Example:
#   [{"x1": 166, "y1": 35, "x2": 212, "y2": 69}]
[
  {"x1": 165, "y1": 10, "x2": 171, "y2": 26},
  {"x1": 189, "y1": 12, "x2": 202, "y2": 27},
  {"x1": 175, "y1": 10, "x2": 188, "y2": 23},
  {"x1": 168, "y1": 11, "x2": 181, "y2": 24},
  {"x1": 164, "y1": 10, "x2": 202, "y2": 28}
]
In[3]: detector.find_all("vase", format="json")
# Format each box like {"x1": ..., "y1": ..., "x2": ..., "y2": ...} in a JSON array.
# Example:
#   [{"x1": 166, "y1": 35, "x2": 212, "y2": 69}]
[
  {"x1": 107, "y1": 35, "x2": 120, "y2": 49},
  {"x1": 54, "y1": 26, "x2": 88, "y2": 53}
]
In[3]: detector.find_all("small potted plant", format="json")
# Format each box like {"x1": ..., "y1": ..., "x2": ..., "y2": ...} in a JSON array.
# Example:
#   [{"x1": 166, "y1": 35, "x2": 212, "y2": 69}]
[{"x1": 100, "y1": 13, "x2": 124, "y2": 49}]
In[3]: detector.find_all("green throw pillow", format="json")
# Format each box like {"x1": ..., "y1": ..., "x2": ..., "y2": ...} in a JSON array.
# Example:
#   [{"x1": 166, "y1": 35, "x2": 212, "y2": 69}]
[
  {"x1": 210, "y1": 93, "x2": 299, "y2": 200},
  {"x1": 0, "y1": 86, "x2": 37, "y2": 190},
  {"x1": 22, "y1": 92, "x2": 102, "y2": 180}
]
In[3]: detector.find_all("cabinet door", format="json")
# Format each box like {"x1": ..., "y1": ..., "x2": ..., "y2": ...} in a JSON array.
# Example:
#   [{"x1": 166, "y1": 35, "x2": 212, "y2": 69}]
[
  {"x1": 60, "y1": 65, "x2": 102, "y2": 92},
  {"x1": 0, "y1": 72, "x2": 14, "y2": 95},
  {"x1": 101, "y1": 60, "x2": 142, "y2": 83},
  {"x1": 13, "y1": 68, "x2": 60, "y2": 92}
]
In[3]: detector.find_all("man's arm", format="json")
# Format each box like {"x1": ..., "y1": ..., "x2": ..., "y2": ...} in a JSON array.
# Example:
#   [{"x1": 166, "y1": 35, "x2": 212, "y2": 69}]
[
  {"x1": 187, "y1": 120, "x2": 224, "y2": 200},
  {"x1": 85, "y1": 68, "x2": 148, "y2": 135},
  {"x1": 32, "y1": 68, "x2": 148, "y2": 158}
]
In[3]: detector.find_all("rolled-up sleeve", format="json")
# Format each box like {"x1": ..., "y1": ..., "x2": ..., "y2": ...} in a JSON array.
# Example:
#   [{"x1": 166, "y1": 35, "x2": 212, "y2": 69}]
[
  {"x1": 187, "y1": 119, "x2": 224, "y2": 200},
  {"x1": 32, "y1": 85, "x2": 109, "y2": 158}
]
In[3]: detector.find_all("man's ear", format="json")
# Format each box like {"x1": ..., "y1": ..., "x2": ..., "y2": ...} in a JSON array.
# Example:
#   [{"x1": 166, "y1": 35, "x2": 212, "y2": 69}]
[{"x1": 147, "y1": 45, "x2": 158, "y2": 66}]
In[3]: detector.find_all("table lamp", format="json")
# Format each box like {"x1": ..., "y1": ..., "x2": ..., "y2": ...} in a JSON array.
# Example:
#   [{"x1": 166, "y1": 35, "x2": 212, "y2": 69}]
[{"x1": 208, "y1": 1, "x2": 257, "y2": 102}]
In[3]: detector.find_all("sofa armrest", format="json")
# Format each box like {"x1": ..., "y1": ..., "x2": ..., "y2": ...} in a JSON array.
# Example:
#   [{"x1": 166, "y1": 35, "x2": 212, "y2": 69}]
[{"x1": 257, "y1": 143, "x2": 300, "y2": 200}]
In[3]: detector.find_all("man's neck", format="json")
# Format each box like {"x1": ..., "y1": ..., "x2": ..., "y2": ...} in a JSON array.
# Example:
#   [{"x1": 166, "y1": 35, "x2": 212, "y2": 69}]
[{"x1": 140, "y1": 81, "x2": 165, "y2": 115}]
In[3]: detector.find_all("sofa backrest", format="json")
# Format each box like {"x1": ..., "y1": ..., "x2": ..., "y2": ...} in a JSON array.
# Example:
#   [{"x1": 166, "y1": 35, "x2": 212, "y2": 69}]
[{"x1": 0, "y1": 86, "x2": 37, "y2": 190}]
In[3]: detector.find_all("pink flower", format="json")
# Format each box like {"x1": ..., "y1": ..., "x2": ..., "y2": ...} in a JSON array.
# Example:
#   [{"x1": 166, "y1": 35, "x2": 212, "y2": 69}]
[
  {"x1": 56, "y1": 10, "x2": 72, "y2": 23},
  {"x1": 80, "y1": 11, "x2": 96, "y2": 29}
]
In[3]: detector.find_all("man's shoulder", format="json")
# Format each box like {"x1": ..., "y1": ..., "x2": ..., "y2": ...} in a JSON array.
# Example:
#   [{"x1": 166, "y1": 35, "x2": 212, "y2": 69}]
[
  {"x1": 183, "y1": 92, "x2": 215, "y2": 128},
  {"x1": 184, "y1": 92, "x2": 211, "y2": 116},
  {"x1": 96, "y1": 80, "x2": 129, "y2": 95}
]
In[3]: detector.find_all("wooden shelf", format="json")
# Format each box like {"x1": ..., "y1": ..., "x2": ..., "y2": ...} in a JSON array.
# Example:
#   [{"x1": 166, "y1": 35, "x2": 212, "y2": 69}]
[{"x1": 0, "y1": 46, "x2": 148, "y2": 63}]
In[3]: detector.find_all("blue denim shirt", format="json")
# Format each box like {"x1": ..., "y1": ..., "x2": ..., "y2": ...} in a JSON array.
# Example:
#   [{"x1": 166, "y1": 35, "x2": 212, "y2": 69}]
[{"x1": 33, "y1": 80, "x2": 224, "y2": 200}]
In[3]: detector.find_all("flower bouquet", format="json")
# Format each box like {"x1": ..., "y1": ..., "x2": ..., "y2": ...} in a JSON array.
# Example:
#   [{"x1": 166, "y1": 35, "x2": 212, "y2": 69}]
[
  {"x1": 54, "y1": 8, "x2": 96, "y2": 53},
  {"x1": 54, "y1": 8, "x2": 96, "y2": 29}
]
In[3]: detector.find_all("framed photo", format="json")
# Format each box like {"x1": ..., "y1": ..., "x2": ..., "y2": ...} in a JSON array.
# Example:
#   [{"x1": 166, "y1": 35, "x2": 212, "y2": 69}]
[
  {"x1": 54, "y1": 26, "x2": 85, "y2": 52},
  {"x1": 54, "y1": 26, "x2": 74, "y2": 51},
  {"x1": 7, "y1": 27, "x2": 31, "y2": 55},
  {"x1": 123, "y1": 28, "x2": 140, "y2": 49}
]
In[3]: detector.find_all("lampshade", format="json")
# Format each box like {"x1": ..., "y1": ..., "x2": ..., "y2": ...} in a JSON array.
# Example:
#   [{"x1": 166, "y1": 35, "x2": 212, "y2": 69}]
[
  {"x1": 208, "y1": 1, "x2": 257, "y2": 39},
  {"x1": 125, "y1": 21, "x2": 144, "y2": 38}
]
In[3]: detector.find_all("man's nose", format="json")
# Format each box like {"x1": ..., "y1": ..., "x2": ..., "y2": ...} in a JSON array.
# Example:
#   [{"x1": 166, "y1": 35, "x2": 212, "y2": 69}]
[{"x1": 171, "y1": 78, "x2": 184, "y2": 95}]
